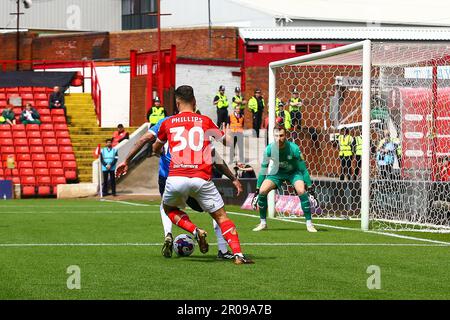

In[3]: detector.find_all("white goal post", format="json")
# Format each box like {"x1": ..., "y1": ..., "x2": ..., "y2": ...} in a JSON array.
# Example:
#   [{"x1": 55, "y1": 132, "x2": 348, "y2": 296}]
[{"x1": 267, "y1": 39, "x2": 450, "y2": 232}]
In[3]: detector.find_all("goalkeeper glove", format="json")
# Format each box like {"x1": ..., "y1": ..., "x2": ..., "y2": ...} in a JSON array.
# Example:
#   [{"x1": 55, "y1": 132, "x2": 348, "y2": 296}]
[
  {"x1": 307, "y1": 185, "x2": 319, "y2": 208},
  {"x1": 251, "y1": 189, "x2": 259, "y2": 210}
]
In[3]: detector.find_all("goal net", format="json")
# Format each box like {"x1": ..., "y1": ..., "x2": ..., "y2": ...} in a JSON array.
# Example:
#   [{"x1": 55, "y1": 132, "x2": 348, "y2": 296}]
[{"x1": 268, "y1": 40, "x2": 450, "y2": 232}]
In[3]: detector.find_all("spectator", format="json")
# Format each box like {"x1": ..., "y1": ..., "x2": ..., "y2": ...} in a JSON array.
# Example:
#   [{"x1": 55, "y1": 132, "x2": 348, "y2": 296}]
[
  {"x1": 353, "y1": 129, "x2": 362, "y2": 179},
  {"x1": 100, "y1": 139, "x2": 118, "y2": 196},
  {"x1": 376, "y1": 129, "x2": 400, "y2": 180},
  {"x1": 213, "y1": 85, "x2": 229, "y2": 129},
  {"x1": 111, "y1": 124, "x2": 129, "y2": 147},
  {"x1": 337, "y1": 127, "x2": 354, "y2": 181},
  {"x1": 49, "y1": 86, "x2": 67, "y2": 118},
  {"x1": 289, "y1": 89, "x2": 302, "y2": 130},
  {"x1": 0, "y1": 104, "x2": 16, "y2": 125},
  {"x1": 248, "y1": 88, "x2": 265, "y2": 138},
  {"x1": 234, "y1": 162, "x2": 256, "y2": 179},
  {"x1": 20, "y1": 103, "x2": 41, "y2": 125},
  {"x1": 231, "y1": 86, "x2": 246, "y2": 111},
  {"x1": 440, "y1": 157, "x2": 450, "y2": 181},
  {"x1": 148, "y1": 97, "x2": 165, "y2": 127},
  {"x1": 229, "y1": 105, "x2": 245, "y2": 163},
  {"x1": 276, "y1": 101, "x2": 292, "y2": 130}
]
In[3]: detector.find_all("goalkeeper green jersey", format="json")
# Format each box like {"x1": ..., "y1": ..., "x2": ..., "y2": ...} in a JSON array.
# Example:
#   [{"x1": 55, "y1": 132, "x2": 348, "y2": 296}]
[{"x1": 257, "y1": 140, "x2": 312, "y2": 188}]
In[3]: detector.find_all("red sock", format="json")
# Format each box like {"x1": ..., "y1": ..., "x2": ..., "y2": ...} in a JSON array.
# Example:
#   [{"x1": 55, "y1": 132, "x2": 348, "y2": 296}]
[
  {"x1": 219, "y1": 220, "x2": 242, "y2": 255},
  {"x1": 167, "y1": 210, "x2": 197, "y2": 234}
]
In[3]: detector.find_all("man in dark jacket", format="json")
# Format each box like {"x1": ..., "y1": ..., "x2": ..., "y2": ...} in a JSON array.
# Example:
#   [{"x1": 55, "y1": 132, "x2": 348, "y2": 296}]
[
  {"x1": 20, "y1": 103, "x2": 41, "y2": 124},
  {"x1": 49, "y1": 86, "x2": 67, "y2": 117}
]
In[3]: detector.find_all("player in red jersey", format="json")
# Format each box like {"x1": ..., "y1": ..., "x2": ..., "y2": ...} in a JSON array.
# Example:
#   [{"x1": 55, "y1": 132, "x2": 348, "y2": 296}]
[{"x1": 153, "y1": 85, "x2": 254, "y2": 265}]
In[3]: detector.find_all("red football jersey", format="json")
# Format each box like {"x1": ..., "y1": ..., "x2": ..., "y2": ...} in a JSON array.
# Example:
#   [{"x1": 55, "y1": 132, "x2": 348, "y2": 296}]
[{"x1": 157, "y1": 111, "x2": 224, "y2": 180}]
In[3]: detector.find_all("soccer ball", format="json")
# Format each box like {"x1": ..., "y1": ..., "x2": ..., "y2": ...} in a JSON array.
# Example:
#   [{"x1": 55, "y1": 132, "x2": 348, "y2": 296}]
[{"x1": 173, "y1": 234, "x2": 195, "y2": 257}]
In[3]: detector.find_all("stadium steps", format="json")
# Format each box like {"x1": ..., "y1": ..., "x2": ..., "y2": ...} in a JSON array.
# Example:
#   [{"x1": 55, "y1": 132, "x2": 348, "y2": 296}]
[{"x1": 66, "y1": 93, "x2": 138, "y2": 183}]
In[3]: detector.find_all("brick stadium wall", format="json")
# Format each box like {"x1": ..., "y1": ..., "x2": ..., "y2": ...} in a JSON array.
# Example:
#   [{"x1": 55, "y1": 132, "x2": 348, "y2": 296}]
[
  {"x1": 109, "y1": 27, "x2": 238, "y2": 60},
  {"x1": 130, "y1": 76, "x2": 148, "y2": 126},
  {"x1": 0, "y1": 32, "x2": 36, "y2": 70},
  {"x1": 32, "y1": 32, "x2": 110, "y2": 61}
]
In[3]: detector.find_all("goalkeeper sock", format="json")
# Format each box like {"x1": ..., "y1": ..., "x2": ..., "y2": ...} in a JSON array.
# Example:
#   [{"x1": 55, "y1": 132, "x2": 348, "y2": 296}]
[
  {"x1": 257, "y1": 193, "x2": 268, "y2": 220},
  {"x1": 167, "y1": 209, "x2": 197, "y2": 234},
  {"x1": 160, "y1": 203, "x2": 173, "y2": 236},
  {"x1": 219, "y1": 219, "x2": 242, "y2": 255},
  {"x1": 299, "y1": 193, "x2": 312, "y2": 221},
  {"x1": 260, "y1": 218, "x2": 267, "y2": 225},
  {"x1": 213, "y1": 219, "x2": 228, "y2": 254}
]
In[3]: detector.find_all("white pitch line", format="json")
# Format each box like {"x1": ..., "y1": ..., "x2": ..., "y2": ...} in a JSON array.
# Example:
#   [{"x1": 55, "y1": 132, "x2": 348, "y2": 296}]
[
  {"x1": 227, "y1": 211, "x2": 450, "y2": 246},
  {"x1": 100, "y1": 199, "x2": 154, "y2": 207},
  {"x1": 0, "y1": 242, "x2": 447, "y2": 248}
]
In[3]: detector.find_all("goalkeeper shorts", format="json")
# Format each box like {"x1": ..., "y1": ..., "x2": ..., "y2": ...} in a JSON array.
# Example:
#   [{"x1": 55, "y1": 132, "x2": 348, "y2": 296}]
[{"x1": 265, "y1": 171, "x2": 306, "y2": 189}]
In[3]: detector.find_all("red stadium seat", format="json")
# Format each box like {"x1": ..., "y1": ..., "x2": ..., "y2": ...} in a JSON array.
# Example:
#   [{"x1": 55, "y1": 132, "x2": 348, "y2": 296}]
[
  {"x1": 0, "y1": 125, "x2": 11, "y2": 131},
  {"x1": 31, "y1": 154, "x2": 45, "y2": 161},
  {"x1": 35, "y1": 168, "x2": 50, "y2": 176},
  {"x1": 37, "y1": 185, "x2": 51, "y2": 196},
  {"x1": 59, "y1": 146, "x2": 73, "y2": 154},
  {"x1": 26, "y1": 131, "x2": 41, "y2": 139},
  {"x1": 33, "y1": 161, "x2": 47, "y2": 169},
  {"x1": 22, "y1": 100, "x2": 35, "y2": 107},
  {"x1": 16, "y1": 154, "x2": 31, "y2": 162},
  {"x1": 13, "y1": 138, "x2": 28, "y2": 146},
  {"x1": 22, "y1": 186, "x2": 36, "y2": 196},
  {"x1": 30, "y1": 146, "x2": 44, "y2": 154},
  {"x1": 35, "y1": 100, "x2": 49, "y2": 108},
  {"x1": 51, "y1": 176, "x2": 66, "y2": 185},
  {"x1": 15, "y1": 146, "x2": 30, "y2": 154},
  {"x1": 37, "y1": 108, "x2": 50, "y2": 115},
  {"x1": 0, "y1": 131, "x2": 12, "y2": 139},
  {"x1": 63, "y1": 161, "x2": 77, "y2": 169},
  {"x1": 25, "y1": 124, "x2": 40, "y2": 131},
  {"x1": 48, "y1": 161, "x2": 62, "y2": 168},
  {"x1": 12, "y1": 176, "x2": 20, "y2": 184},
  {"x1": 46, "y1": 154, "x2": 60, "y2": 161},
  {"x1": 0, "y1": 138, "x2": 14, "y2": 146},
  {"x1": 21, "y1": 176, "x2": 36, "y2": 184},
  {"x1": 41, "y1": 131, "x2": 55, "y2": 139},
  {"x1": 44, "y1": 146, "x2": 59, "y2": 154},
  {"x1": 18, "y1": 161, "x2": 33, "y2": 169},
  {"x1": 21, "y1": 93, "x2": 34, "y2": 100},
  {"x1": 54, "y1": 123, "x2": 68, "y2": 131},
  {"x1": 6, "y1": 87, "x2": 19, "y2": 93},
  {"x1": 34, "y1": 93, "x2": 48, "y2": 100},
  {"x1": 7, "y1": 93, "x2": 19, "y2": 100},
  {"x1": 40, "y1": 116, "x2": 52, "y2": 123},
  {"x1": 52, "y1": 116, "x2": 66, "y2": 124},
  {"x1": 19, "y1": 168, "x2": 34, "y2": 176},
  {"x1": 0, "y1": 93, "x2": 6, "y2": 100},
  {"x1": 0, "y1": 146, "x2": 14, "y2": 154},
  {"x1": 45, "y1": 88, "x2": 53, "y2": 93},
  {"x1": 12, "y1": 131, "x2": 26, "y2": 139},
  {"x1": 19, "y1": 87, "x2": 32, "y2": 93},
  {"x1": 29, "y1": 138, "x2": 43, "y2": 146},
  {"x1": 50, "y1": 168, "x2": 64, "y2": 176},
  {"x1": 0, "y1": 169, "x2": 3, "y2": 176},
  {"x1": 0, "y1": 101, "x2": 7, "y2": 107},
  {"x1": 60, "y1": 153, "x2": 75, "y2": 161},
  {"x1": 13, "y1": 107, "x2": 22, "y2": 115},
  {"x1": 65, "y1": 170, "x2": 77, "y2": 180},
  {"x1": 55, "y1": 130, "x2": 70, "y2": 138},
  {"x1": 37, "y1": 176, "x2": 51, "y2": 185},
  {"x1": 43, "y1": 138, "x2": 57, "y2": 146},
  {"x1": 50, "y1": 109, "x2": 65, "y2": 116},
  {"x1": 33, "y1": 87, "x2": 46, "y2": 93},
  {"x1": 12, "y1": 124, "x2": 25, "y2": 131},
  {"x1": 57, "y1": 138, "x2": 71, "y2": 146},
  {"x1": 40, "y1": 123, "x2": 54, "y2": 131}
]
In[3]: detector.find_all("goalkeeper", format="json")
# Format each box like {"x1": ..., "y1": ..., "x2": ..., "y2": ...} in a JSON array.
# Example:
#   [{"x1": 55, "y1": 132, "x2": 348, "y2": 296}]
[{"x1": 251, "y1": 125, "x2": 317, "y2": 232}]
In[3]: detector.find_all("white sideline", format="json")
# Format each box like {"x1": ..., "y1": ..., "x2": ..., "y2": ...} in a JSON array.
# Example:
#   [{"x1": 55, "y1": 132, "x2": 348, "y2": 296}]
[
  {"x1": 0, "y1": 242, "x2": 448, "y2": 248},
  {"x1": 100, "y1": 199, "x2": 155, "y2": 207}
]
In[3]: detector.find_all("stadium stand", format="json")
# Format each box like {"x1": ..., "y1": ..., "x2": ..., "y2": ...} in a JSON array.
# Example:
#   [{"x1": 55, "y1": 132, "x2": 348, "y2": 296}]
[{"x1": 0, "y1": 87, "x2": 78, "y2": 197}]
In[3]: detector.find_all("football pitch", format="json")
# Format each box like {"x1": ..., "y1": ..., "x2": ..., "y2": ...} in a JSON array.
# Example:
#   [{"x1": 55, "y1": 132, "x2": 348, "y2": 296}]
[{"x1": 0, "y1": 199, "x2": 449, "y2": 300}]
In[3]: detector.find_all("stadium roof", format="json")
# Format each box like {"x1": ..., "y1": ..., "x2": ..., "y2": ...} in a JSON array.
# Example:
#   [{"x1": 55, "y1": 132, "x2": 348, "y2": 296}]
[
  {"x1": 239, "y1": 27, "x2": 450, "y2": 41},
  {"x1": 230, "y1": 0, "x2": 450, "y2": 27}
]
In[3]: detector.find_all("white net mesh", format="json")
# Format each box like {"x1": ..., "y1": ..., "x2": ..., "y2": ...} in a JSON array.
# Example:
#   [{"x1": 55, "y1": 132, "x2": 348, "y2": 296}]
[{"x1": 271, "y1": 42, "x2": 450, "y2": 232}]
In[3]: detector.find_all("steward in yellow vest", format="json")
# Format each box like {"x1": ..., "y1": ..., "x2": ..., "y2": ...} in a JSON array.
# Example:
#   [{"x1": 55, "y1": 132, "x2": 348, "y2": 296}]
[
  {"x1": 337, "y1": 128, "x2": 354, "y2": 181},
  {"x1": 232, "y1": 86, "x2": 246, "y2": 110},
  {"x1": 148, "y1": 97, "x2": 165, "y2": 127},
  {"x1": 214, "y1": 85, "x2": 229, "y2": 128},
  {"x1": 247, "y1": 88, "x2": 265, "y2": 138},
  {"x1": 276, "y1": 101, "x2": 292, "y2": 130},
  {"x1": 289, "y1": 89, "x2": 303, "y2": 129}
]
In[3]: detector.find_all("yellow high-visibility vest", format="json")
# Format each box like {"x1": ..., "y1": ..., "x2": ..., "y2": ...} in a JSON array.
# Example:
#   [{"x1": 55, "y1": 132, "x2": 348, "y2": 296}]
[
  {"x1": 289, "y1": 97, "x2": 301, "y2": 112},
  {"x1": 149, "y1": 106, "x2": 165, "y2": 125},
  {"x1": 216, "y1": 92, "x2": 229, "y2": 109},
  {"x1": 339, "y1": 134, "x2": 353, "y2": 157},
  {"x1": 248, "y1": 96, "x2": 265, "y2": 113},
  {"x1": 232, "y1": 95, "x2": 244, "y2": 109},
  {"x1": 277, "y1": 110, "x2": 292, "y2": 130},
  {"x1": 355, "y1": 135, "x2": 363, "y2": 156}
]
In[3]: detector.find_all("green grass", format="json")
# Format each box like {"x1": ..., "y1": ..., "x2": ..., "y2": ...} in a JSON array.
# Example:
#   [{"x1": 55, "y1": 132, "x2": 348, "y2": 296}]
[{"x1": 0, "y1": 199, "x2": 449, "y2": 300}]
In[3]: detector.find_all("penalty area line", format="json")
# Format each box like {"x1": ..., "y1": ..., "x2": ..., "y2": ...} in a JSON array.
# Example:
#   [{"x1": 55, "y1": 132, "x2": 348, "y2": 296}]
[{"x1": 227, "y1": 211, "x2": 450, "y2": 246}]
